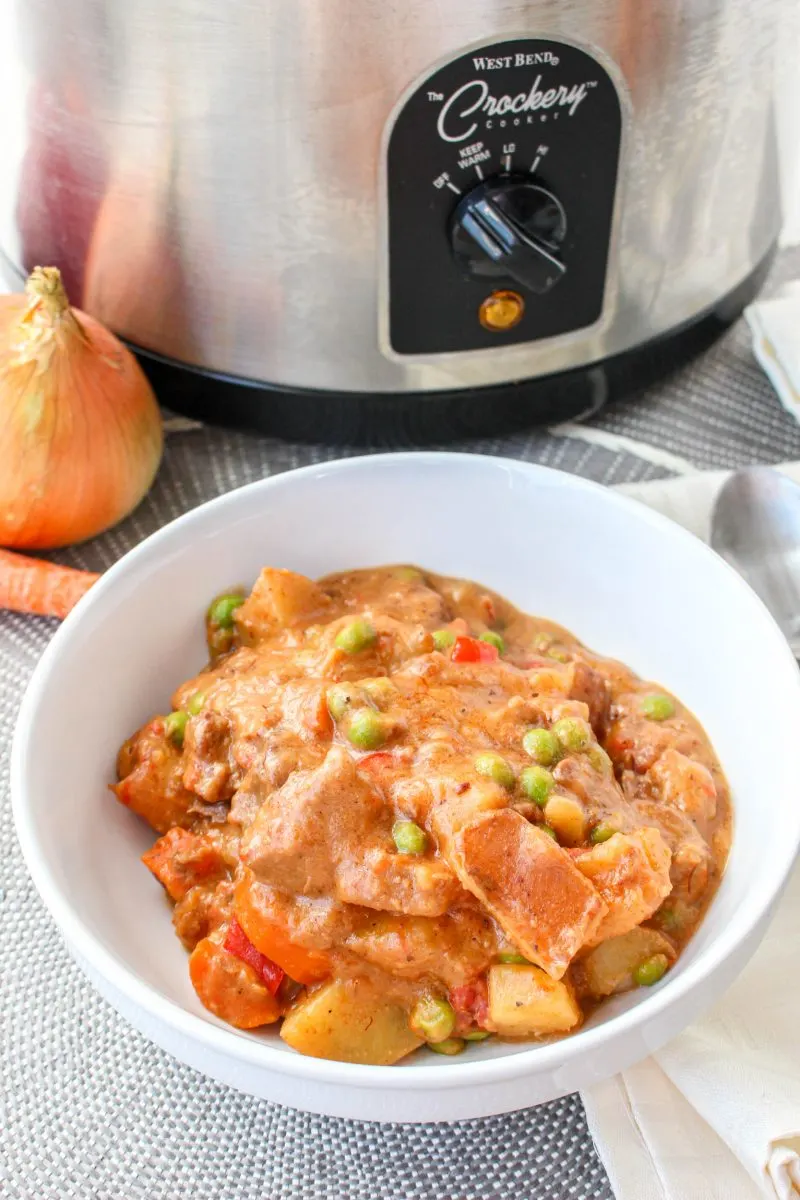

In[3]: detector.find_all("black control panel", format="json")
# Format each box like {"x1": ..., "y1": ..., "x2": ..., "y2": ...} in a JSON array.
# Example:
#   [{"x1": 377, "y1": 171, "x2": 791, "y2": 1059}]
[{"x1": 386, "y1": 39, "x2": 622, "y2": 355}]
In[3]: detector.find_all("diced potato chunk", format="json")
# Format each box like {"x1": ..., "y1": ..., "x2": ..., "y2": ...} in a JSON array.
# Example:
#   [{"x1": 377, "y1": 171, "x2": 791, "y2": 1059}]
[
  {"x1": 527, "y1": 664, "x2": 576, "y2": 696},
  {"x1": 236, "y1": 568, "x2": 332, "y2": 640},
  {"x1": 577, "y1": 927, "x2": 676, "y2": 998},
  {"x1": 487, "y1": 964, "x2": 581, "y2": 1037},
  {"x1": 574, "y1": 829, "x2": 673, "y2": 945},
  {"x1": 543, "y1": 794, "x2": 588, "y2": 846},
  {"x1": 280, "y1": 978, "x2": 422, "y2": 1065}
]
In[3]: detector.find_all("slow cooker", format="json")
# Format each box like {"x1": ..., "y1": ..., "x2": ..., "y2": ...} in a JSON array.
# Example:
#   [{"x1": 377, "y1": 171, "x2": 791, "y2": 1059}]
[{"x1": 0, "y1": 0, "x2": 784, "y2": 440}]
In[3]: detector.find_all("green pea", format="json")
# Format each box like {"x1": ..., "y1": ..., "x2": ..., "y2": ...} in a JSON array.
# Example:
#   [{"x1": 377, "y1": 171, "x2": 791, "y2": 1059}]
[
  {"x1": 641, "y1": 693, "x2": 675, "y2": 721},
  {"x1": 497, "y1": 952, "x2": 530, "y2": 964},
  {"x1": 522, "y1": 727, "x2": 562, "y2": 766},
  {"x1": 208, "y1": 592, "x2": 245, "y2": 629},
  {"x1": 428, "y1": 1037, "x2": 465, "y2": 1056},
  {"x1": 335, "y1": 618, "x2": 378, "y2": 654},
  {"x1": 549, "y1": 648, "x2": 570, "y2": 663},
  {"x1": 164, "y1": 710, "x2": 188, "y2": 747},
  {"x1": 410, "y1": 996, "x2": 456, "y2": 1043},
  {"x1": 186, "y1": 691, "x2": 206, "y2": 716},
  {"x1": 520, "y1": 765, "x2": 555, "y2": 807},
  {"x1": 462, "y1": 1030, "x2": 492, "y2": 1042},
  {"x1": 394, "y1": 566, "x2": 423, "y2": 582},
  {"x1": 346, "y1": 709, "x2": 387, "y2": 750},
  {"x1": 587, "y1": 746, "x2": 613, "y2": 775},
  {"x1": 633, "y1": 954, "x2": 669, "y2": 987},
  {"x1": 590, "y1": 821, "x2": 617, "y2": 844},
  {"x1": 479, "y1": 630, "x2": 505, "y2": 654},
  {"x1": 540, "y1": 824, "x2": 558, "y2": 840},
  {"x1": 326, "y1": 685, "x2": 354, "y2": 721},
  {"x1": 552, "y1": 716, "x2": 592, "y2": 752},
  {"x1": 432, "y1": 629, "x2": 456, "y2": 652},
  {"x1": 656, "y1": 906, "x2": 683, "y2": 934},
  {"x1": 474, "y1": 752, "x2": 516, "y2": 790},
  {"x1": 392, "y1": 820, "x2": 428, "y2": 856}
]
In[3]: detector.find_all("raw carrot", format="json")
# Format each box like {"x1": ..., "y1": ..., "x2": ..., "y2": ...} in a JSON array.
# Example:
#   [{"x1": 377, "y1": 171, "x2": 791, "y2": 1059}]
[{"x1": 0, "y1": 547, "x2": 99, "y2": 618}]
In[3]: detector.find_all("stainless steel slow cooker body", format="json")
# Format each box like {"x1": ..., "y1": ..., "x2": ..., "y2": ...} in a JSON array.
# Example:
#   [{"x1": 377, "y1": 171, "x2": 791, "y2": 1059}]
[{"x1": 0, "y1": 0, "x2": 782, "y2": 404}]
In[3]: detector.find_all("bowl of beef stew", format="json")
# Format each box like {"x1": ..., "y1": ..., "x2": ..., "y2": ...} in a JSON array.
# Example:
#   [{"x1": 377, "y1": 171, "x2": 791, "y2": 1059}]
[{"x1": 13, "y1": 453, "x2": 800, "y2": 1122}]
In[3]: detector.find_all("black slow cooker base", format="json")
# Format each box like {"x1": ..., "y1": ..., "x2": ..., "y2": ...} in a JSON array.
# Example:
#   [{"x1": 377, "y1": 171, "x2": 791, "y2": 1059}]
[{"x1": 138, "y1": 250, "x2": 773, "y2": 445}]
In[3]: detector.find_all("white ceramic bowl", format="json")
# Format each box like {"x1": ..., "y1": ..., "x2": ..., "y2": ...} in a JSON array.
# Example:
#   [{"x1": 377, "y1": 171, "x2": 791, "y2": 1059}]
[{"x1": 12, "y1": 453, "x2": 800, "y2": 1123}]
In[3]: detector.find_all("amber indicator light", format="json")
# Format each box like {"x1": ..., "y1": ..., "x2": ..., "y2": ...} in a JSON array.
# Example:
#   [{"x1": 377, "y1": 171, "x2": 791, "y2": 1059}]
[{"x1": 478, "y1": 289, "x2": 525, "y2": 332}]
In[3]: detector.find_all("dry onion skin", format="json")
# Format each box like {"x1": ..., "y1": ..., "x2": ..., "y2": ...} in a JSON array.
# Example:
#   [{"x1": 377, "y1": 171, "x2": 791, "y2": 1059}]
[{"x1": 0, "y1": 266, "x2": 163, "y2": 549}]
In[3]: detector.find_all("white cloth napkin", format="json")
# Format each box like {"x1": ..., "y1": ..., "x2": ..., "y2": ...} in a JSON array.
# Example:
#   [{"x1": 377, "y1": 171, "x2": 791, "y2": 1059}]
[
  {"x1": 582, "y1": 466, "x2": 800, "y2": 1200},
  {"x1": 745, "y1": 283, "x2": 800, "y2": 423}
]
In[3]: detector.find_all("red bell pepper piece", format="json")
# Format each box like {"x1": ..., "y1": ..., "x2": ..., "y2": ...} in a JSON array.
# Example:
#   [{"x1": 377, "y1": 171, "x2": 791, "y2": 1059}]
[
  {"x1": 358, "y1": 751, "x2": 395, "y2": 771},
  {"x1": 451, "y1": 635, "x2": 499, "y2": 664},
  {"x1": 450, "y1": 979, "x2": 490, "y2": 1033},
  {"x1": 224, "y1": 918, "x2": 285, "y2": 995}
]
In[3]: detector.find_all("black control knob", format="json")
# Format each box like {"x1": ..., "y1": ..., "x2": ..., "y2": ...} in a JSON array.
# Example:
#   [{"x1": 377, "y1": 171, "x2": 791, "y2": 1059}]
[{"x1": 450, "y1": 178, "x2": 567, "y2": 295}]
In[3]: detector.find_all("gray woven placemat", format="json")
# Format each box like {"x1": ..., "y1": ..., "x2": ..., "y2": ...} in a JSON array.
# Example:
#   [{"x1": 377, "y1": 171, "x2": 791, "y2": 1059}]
[{"x1": 2, "y1": 247, "x2": 799, "y2": 1200}]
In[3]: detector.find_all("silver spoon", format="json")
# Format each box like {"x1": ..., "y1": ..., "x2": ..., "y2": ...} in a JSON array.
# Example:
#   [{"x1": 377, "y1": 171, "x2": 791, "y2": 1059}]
[{"x1": 711, "y1": 466, "x2": 800, "y2": 658}]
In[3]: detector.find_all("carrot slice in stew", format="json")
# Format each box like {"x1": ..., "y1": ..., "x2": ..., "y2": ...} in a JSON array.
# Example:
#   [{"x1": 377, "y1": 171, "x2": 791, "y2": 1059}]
[
  {"x1": 234, "y1": 876, "x2": 331, "y2": 985},
  {"x1": 189, "y1": 932, "x2": 281, "y2": 1028},
  {"x1": 141, "y1": 828, "x2": 228, "y2": 901}
]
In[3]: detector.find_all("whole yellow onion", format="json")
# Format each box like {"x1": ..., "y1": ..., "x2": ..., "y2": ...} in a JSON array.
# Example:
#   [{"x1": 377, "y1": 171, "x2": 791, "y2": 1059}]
[{"x1": 0, "y1": 265, "x2": 163, "y2": 549}]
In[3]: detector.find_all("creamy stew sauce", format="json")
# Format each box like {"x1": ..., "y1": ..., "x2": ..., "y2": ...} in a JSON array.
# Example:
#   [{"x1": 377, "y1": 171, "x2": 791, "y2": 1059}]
[{"x1": 114, "y1": 566, "x2": 731, "y2": 1063}]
